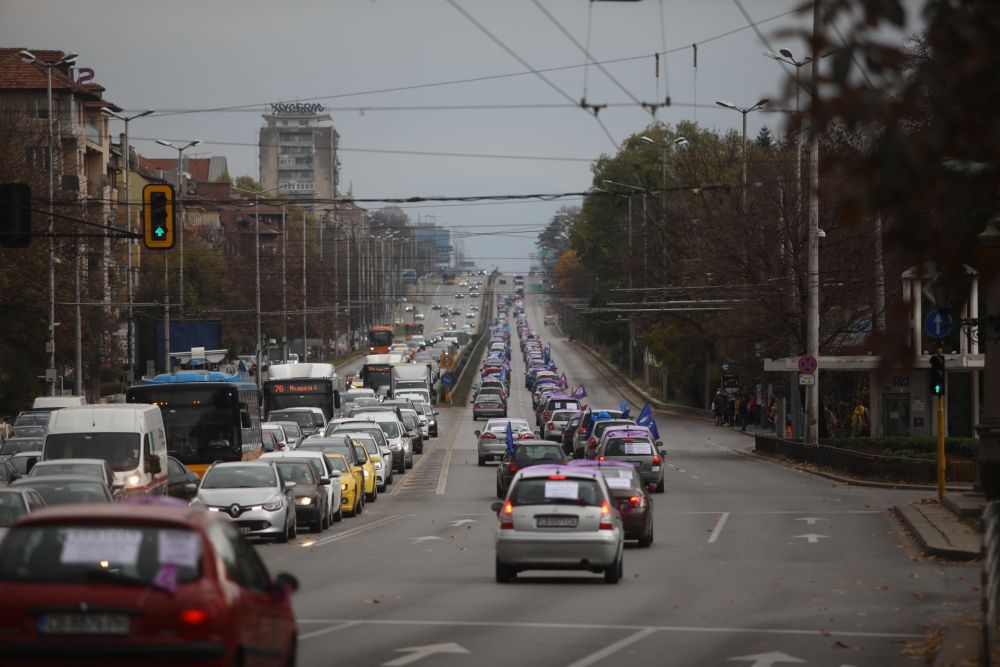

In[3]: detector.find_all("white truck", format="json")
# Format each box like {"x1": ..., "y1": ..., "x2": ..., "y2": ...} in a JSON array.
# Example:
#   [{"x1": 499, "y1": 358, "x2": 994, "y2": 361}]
[{"x1": 391, "y1": 363, "x2": 433, "y2": 399}]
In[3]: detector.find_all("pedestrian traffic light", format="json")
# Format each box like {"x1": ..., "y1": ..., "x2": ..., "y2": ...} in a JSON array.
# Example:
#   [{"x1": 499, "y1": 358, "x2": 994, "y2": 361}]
[
  {"x1": 929, "y1": 354, "x2": 945, "y2": 396},
  {"x1": 0, "y1": 183, "x2": 32, "y2": 248},
  {"x1": 143, "y1": 183, "x2": 174, "y2": 250}
]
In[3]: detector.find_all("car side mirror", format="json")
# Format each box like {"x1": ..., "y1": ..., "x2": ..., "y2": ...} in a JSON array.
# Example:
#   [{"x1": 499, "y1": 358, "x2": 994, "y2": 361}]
[
  {"x1": 112, "y1": 479, "x2": 125, "y2": 489},
  {"x1": 285, "y1": 481, "x2": 297, "y2": 490},
  {"x1": 320, "y1": 478, "x2": 331, "y2": 486},
  {"x1": 330, "y1": 470, "x2": 342, "y2": 477},
  {"x1": 659, "y1": 449, "x2": 667, "y2": 458},
  {"x1": 474, "y1": 430, "x2": 481, "y2": 437},
  {"x1": 146, "y1": 457, "x2": 162, "y2": 475},
  {"x1": 185, "y1": 482, "x2": 199, "y2": 495},
  {"x1": 647, "y1": 483, "x2": 657, "y2": 494},
  {"x1": 490, "y1": 501, "x2": 503, "y2": 514},
  {"x1": 433, "y1": 411, "x2": 440, "y2": 416}
]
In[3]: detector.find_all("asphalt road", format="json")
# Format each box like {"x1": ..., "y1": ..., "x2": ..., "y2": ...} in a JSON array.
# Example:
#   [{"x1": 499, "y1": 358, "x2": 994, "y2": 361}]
[{"x1": 257, "y1": 280, "x2": 977, "y2": 667}]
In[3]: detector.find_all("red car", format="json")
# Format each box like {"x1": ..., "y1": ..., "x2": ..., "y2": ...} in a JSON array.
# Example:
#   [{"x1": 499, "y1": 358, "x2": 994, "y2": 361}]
[{"x1": 0, "y1": 500, "x2": 298, "y2": 666}]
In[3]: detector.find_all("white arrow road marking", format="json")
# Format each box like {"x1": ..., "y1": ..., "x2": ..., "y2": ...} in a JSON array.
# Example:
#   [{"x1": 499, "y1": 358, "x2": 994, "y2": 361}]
[
  {"x1": 795, "y1": 517, "x2": 825, "y2": 525},
  {"x1": 383, "y1": 642, "x2": 469, "y2": 667},
  {"x1": 794, "y1": 534, "x2": 829, "y2": 544},
  {"x1": 707, "y1": 512, "x2": 730, "y2": 544},
  {"x1": 450, "y1": 519, "x2": 477, "y2": 527},
  {"x1": 409, "y1": 536, "x2": 443, "y2": 544},
  {"x1": 728, "y1": 651, "x2": 806, "y2": 667}
]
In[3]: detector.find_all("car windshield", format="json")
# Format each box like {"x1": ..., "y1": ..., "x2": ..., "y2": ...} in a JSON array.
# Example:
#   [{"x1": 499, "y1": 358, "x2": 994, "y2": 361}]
[
  {"x1": 0, "y1": 439, "x2": 43, "y2": 456},
  {"x1": 604, "y1": 438, "x2": 655, "y2": 456},
  {"x1": 301, "y1": 443, "x2": 354, "y2": 463},
  {"x1": 275, "y1": 461, "x2": 315, "y2": 485},
  {"x1": 13, "y1": 426, "x2": 45, "y2": 438},
  {"x1": 44, "y1": 433, "x2": 140, "y2": 472},
  {"x1": 0, "y1": 492, "x2": 27, "y2": 527},
  {"x1": 354, "y1": 438, "x2": 379, "y2": 456},
  {"x1": 18, "y1": 480, "x2": 109, "y2": 506},
  {"x1": 268, "y1": 412, "x2": 315, "y2": 429},
  {"x1": 30, "y1": 462, "x2": 103, "y2": 480},
  {"x1": 374, "y1": 420, "x2": 401, "y2": 438},
  {"x1": 510, "y1": 477, "x2": 603, "y2": 507},
  {"x1": 514, "y1": 445, "x2": 565, "y2": 465},
  {"x1": 326, "y1": 457, "x2": 350, "y2": 473},
  {"x1": 201, "y1": 466, "x2": 276, "y2": 489},
  {"x1": 0, "y1": 524, "x2": 202, "y2": 587}
]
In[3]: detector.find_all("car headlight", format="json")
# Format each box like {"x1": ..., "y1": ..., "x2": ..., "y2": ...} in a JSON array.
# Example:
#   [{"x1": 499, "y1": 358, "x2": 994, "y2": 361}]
[
  {"x1": 373, "y1": 461, "x2": 382, "y2": 470},
  {"x1": 363, "y1": 469, "x2": 370, "y2": 477},
  {"x1": 341, "y1": 483, "x2": 348, "y2": 491},
  {"x1": 262, "y1": 495, "x2": 284, "y2": 511},
  {"x1": 391, "y1": 443, "x2": 402, "y2": 451},
  {"x1": 296, "y1": 496, "x2": 313, "y2": 506},
  {"x1": 126, "y1": 474, "x2": 142, "y2": 487}
]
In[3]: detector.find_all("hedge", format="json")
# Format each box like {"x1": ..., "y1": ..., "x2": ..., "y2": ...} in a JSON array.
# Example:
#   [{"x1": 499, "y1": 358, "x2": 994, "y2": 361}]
[{"x1": 822, "y1": 437, "x2": 978, "y2": 461}]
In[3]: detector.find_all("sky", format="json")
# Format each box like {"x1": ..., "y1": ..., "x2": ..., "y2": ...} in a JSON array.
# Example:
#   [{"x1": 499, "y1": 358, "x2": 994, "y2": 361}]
[{"x1": 1, "y1": 0, "x2": 921, "y2": 273}]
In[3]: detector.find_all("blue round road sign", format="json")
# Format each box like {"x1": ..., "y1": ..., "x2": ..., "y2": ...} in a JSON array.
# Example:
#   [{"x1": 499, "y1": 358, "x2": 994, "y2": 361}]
[
  {"x1": 797, "y1": 355, "x2": 818, "y2": 375},
  {"x1": 924, "y1": 309, "x2": 954, "y2": 339},
  {"x1": 441, "y1": 373, "x2": 455, "y2": 387}
]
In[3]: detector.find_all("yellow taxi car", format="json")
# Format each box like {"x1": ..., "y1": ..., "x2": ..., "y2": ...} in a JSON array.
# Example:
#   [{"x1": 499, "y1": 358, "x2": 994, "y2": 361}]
[
  {"x1": 297, "y1": 438, "x2": 366, "y2": 516},
  {"x1": 324, "y1": 452, "x2": 363, "y2": 517},
  {"x1": 350, "y1": 438, "x2": 379, "y2": 502},
  {"x1": 350, "y1": 433, "x2": 391, "y2": 493}
]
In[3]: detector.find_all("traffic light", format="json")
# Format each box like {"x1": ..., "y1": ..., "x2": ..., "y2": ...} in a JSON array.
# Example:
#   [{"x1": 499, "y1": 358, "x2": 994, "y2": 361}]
[
  {"x1": 930, "y1": 354, "x2": 945, "y2": 396},
  {"x1": 143, "y1": 183, "x2": 175, "y2": 249},
  {"x1": 0, "y1": 183, "x2": 32, "y2": 248}
]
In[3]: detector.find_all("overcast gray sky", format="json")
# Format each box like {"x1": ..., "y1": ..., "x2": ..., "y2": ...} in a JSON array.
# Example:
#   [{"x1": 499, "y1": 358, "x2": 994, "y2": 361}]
[{"x1": 1, "y1": 0, "x2": 919, "y2": 272}]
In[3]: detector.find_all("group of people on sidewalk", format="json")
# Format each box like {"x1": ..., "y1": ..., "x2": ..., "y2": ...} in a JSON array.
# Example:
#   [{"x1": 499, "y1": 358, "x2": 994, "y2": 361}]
[{"x1": 711, "y1": 390, "x2": 772, "y2": 432}]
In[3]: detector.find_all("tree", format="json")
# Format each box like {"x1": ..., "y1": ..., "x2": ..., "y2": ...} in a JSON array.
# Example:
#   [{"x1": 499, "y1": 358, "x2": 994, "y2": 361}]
[{"x1": 754, "y1": 126, "x2": 775, "y2": 150}]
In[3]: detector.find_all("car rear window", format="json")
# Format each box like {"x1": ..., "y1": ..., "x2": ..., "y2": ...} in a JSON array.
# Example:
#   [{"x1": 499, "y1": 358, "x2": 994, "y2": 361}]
[
  {"x1": 0, "y1": 524, "x2": 203, "y2": 587},
  {"x1": 604, "y1": 438, "x2": 655, "y2": 456},
  {"x1": 0, "y1": 492, "x2": 27, "y2": 526},
  {"x1": 514, "y1": 446, "x2": 565, "y2": 465},
  {"x1": 510, "y1": 478, "x2": 603, "y2": 507},
  {"x1": 597, "y1": 467, "x2": 642, "y2": 490},
  {"x1": 202, "y1": 466, "x2": 276, "y2": 489},
  {"x1": 275, "y1": 461, "x2": 315, "y2": 484},
  {"x1": 325, "y1": 457, "x2": 350, "y2": 473},
  {"x1": 548, "y1": 401, "x2": 579, "y2": 411},
  {"x1": 268, "y1": 412, "x2": 314, "y2": 428},
  {"x1": 30, "y1": 463, "x2": 103, "y2": 480}
]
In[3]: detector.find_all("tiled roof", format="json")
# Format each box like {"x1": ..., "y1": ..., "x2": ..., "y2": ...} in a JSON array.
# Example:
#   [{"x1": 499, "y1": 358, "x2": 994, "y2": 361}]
[
  {"x1": 139, "y1": 157, "x2": 212, "y2": 183},
  {"x1": 0, "y1": 48, "x2": 83, "y2": 92}
]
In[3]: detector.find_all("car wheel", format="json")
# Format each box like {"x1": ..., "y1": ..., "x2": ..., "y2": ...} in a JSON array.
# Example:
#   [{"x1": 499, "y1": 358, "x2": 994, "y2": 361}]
[
  {"x1": 277, "y1": 519, "x2": 290, "y2": 544},
  {"x1": 406, "y1": 458, "x2": 414, "y2": 469},
  {"x1": 495, "y1": 557, "x2": 515, "y2": 583},
  {"x1": 656, "y1": 478, "x2": 665, "y2": 493},
  {"x1": 333, "y1": 505, "x2": 343, "y2": 522},
  {"x1": 604, "y1": 553, "x2": 622, "y2": 584},
  {"x1": 638, "y1": 524, "x2": 653, "y2": 548},
  {"x1": 367, "y1": 483, "x2": 378, "y2": 502},
  {"x1": 289, "y1": 517, "x2": 297, "y2": 540},
  {"x1": 478, "y1": 456, "x2": 486, "y2": 467}
]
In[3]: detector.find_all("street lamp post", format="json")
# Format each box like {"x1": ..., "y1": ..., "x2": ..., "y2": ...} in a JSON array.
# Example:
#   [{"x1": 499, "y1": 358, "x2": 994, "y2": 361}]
[
  {"x1": 715, "y1": 98, "x2": 769, "y2": 214},
  {"x1": 603, "y1": 180, "x2": 648, "y2": 278},
  {"x1": 640, "y1": 135, "x2": 688, "y2": 279},
  {"x1": 101, "y1": 108, "x2": 153, "y2": 381},
  {"x1": 21, "y1": 50, "x2": 77, "y2": 396},
  {"x1": 155, "y1": 139, "x2": 200, "y2": 319}
]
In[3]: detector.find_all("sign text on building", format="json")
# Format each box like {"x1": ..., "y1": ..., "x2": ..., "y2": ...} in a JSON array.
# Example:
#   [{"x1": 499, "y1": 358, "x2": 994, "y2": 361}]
[{"x1": 271, "y1": 102, "x2": 325, "y2": 114}]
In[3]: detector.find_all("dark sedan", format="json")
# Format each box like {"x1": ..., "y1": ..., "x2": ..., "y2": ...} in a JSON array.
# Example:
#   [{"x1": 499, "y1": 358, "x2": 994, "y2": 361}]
[
  {"x1": 496, "y1": 440, "x2": 568, "y2": 499},
  {"x1": 10, "y1": 474, "x2": 114, "y2": 506},
  {"x1": 570, "y1": 460, "x2": 653, "y2": 546},
  {"x1": 167, "y1": 456, "x2": 201, "y2": 500}
]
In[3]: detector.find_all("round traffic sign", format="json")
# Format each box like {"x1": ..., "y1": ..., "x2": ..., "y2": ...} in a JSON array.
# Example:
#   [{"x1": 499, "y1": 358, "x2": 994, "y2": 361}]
[
  {"x1": 439, "y1": 353, "x2": 456, "y2": 370},
  {"x1": 797, "y1": 354, "x2": 818, "y2": 375}
]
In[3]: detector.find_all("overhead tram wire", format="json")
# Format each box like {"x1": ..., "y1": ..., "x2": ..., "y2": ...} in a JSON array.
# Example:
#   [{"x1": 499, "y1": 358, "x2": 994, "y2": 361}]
[{"x1": 137, "y1": 7, "x2": 799, "y2": 119}]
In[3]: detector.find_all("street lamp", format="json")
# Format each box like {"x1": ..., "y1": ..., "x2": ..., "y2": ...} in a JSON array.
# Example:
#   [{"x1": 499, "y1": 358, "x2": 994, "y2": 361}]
[
  {"x1": 640, "y1": 135, "x2": 689, "y2": 278},
  {"x1": 715, "y1": 98, "x2": 769, "y2": 213},
  {"x1": 155, "y1": 139, "x2": 200, "y2": 318},
  {"x1": 21, "y1": 49, "x2": 77, "y2": 396},
  {"x1": 102, "y1": 107, "x2": 153, "y2": 380},
  {"x1": 233, "y1": 183, "x2": 287, "y2": 384},
  {"x1": 603, "y1": 179, "x2": 648, "y2": 278}
]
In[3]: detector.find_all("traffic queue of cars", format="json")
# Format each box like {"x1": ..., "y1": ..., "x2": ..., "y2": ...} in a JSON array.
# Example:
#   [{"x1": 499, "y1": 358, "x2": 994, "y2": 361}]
[{"x1": 484, "y1": 295, "x2": 667, "y2": 584}]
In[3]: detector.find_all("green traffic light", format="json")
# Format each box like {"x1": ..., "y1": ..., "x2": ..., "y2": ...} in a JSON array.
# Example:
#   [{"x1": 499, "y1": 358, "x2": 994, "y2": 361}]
[{"x1": 155, "y1": 226, "x2": 165, "y2": 237}]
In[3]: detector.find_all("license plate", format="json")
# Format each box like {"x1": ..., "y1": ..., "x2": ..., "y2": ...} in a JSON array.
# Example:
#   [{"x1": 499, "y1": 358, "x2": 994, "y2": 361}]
[
  {"x1": 239, "y1": 526, "x2": 252, "y2": 535},
  {"x1": 39, "y1": 613, "x2": 130, "y2": 635},
  {"x1": 536, "y1": 515, "x2": 578, "y2": 528}
]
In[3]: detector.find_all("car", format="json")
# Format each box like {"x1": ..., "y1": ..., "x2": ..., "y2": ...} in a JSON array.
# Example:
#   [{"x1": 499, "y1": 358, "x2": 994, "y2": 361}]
[
  {"x1": 583, "y1": 419, "x2": 639, "y2": 460},
  {"x1": 594, "y1": 428, "x2": 666, "y2": 493},
  {"x1": 191, "y1": 461, "x2": 298, "y2": 542},
  {"x1": 574, "y1": 414, "x2": 630, "y2": 459},
  {"x1": 414, "y1": 312, "x2": 426, "y2": 321},
  {"x1": 473, "y1": 393, "x2": 507, "y2": 421},
  {"x1": 476, "y1": 418, "x2": 533, "y2": 466},
  {"x1": 404, "y1": 304, "x2": 415, "y2": 312},
  {"x1": 343, "y1": 432, "x2": 389, "y2": 492},
  {"x1": 10, "y1": 474, "x2": 114, "y2": 506},
  {"x1": 0, "y1": 437, "x2": 43, "y2": 457},
  {"x1": 261, "y1": 428, "x2": 281, "y2": 453},
  {"x1": 27, "y1": 458, "x2": 124, "y2": 500},
  {"x1": 297, "y1": 437, "x2": 365, "y2": 517},
  {"x1": 496, "y1": 440, "x2": 568, "y2": 499},
  {"x1": 0, "y1": 458, "x2": 21, "y2": 485},
  {"x1": 316, "y1": 423, "x2": 381, "y2": 500},
  {"x1": 431, "y1": 304, "x2": 442, "y2": 310},
  {"x1": 415, "y1": 402, "x2": 439, "y2": 438},
  {"x1": 0, "y1": 487, "x2": 46, "y2": 540},
  {"x1": 270, "y1": 421, "x2": 304, "y2": 449},
  {"x1": 266, "y1": 408, "x2": 327, "y2": 438},
  {"x1": 542, "y1": 409, "x2": 579, "y2": 442},
  {"x1": 0, "y1": 501, "x2": 298, "y2": 665},
  {"x1": 561, "y1": 414, "x2": 582, "y2": 456},
  {"x1": 260, "y1": 457, "x2": 330, "y2": 533},
  {"x1": 491, "y1": 465, "x2": 625, "y2": 584},
  {"x1": 398, "y1": 409, "x2": 424, "y2": 454},
  {"x1": 569, "y1": 460, "x2": 653, "y2": 546},
  {"x1": 338, "y1": 414, "x2": 412, "y2": 473},
  {"x1": 7, "y1": 450, "x2": 42, "y2": 478},
  {"x1": 323, "y1": 452, "x2": 362, "y2": 518},
  {"x1": 261, "y1": 423, "x2": 290, "y2": 451},
  {"x1": 261, "y1": 450, "x2": 343, "y2": 524},
  {"x1": 167, "y1": 456, "x2": 201, "y2": 501}
]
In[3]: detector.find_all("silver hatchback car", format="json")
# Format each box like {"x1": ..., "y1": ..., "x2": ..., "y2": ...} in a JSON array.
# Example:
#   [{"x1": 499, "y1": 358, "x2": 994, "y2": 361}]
[
  {"x1": 491, "y1": 466, "x2": 624, "y2": 584},
  {"x1": 476, "y1": 418, "x2": 533, "y2": 466},
  {"x1": 192, "y1": 461, "x2": 298, "y2": 543}
]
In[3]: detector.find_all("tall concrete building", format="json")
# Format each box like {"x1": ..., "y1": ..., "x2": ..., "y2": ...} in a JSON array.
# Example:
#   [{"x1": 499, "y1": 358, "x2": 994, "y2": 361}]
[{"x1": 258, "y1": 102, "x2": 339, "y2": 212}]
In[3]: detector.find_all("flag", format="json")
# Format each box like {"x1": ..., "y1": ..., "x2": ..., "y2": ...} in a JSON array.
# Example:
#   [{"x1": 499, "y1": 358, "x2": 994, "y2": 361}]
[
  {"x1": 619, "y1": 400, "x2": 630, "y2": 419},
  {"x1": 572, "y1": 384, "x2": 587, "y2": 400},
  {"x1": 543, "y1": 343, "x2": 551, "y2": 363},
  {"x1": 547, "y1": 360, "x2": 556, "y2": 371},
  {"x1": 557, "y1": 372, "x2": 568, "y2": 388},
  {"x1": 505, "y1": 421, "x2": 516, "y2": 458},
  {"x1": 636, "y1": 403, "x2": 660, "y2": 441}
]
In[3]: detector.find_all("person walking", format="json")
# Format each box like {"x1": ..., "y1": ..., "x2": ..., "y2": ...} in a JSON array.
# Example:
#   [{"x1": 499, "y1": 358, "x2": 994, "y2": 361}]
[
  {"x1": 768, "y1": 395, "x2": 778, "y2": 430},
  {"x1": 712, "y1": 390, "x2": 724, "y2": 426},
  {"x1": 851, "y1": 401, "x2": 870, "y2": 437},
  {"x1": 748, "y1": 394, "x2": 758, "y2": 429},
  {"x1": 739, "y1": 394, "x2": 749, "y2": 432}
]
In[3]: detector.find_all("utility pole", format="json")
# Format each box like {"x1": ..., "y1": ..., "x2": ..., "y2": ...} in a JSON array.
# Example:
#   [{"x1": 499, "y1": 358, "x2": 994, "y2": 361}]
[
  {"x1": 302, "y1": 210, "x2": 308, "y2": 361},
  {"x1": 281, "y1": 204, "x2": 288, "y2": 363},
  {"x1": 806, "y1": 0, "x2": 822, "y2": 445}
]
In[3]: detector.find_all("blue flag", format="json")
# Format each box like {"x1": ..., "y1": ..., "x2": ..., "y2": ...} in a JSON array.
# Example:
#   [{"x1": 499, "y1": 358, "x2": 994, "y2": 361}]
[
  {"x1": 619, "y1": 400, "x2": 630, "y2": 419},
  {"x1": 505, "y1": 421, "x2": 516, "y2": 458},
  {"x1": 636, "y1": 403, "x2": 660, "y2": 441}
]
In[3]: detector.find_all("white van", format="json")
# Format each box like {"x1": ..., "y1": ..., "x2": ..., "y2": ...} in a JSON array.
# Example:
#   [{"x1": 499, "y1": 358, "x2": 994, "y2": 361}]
[
  {"x1": 42, "y1": 404, "x2": 168, "y2": 496},
  {"x1": 32, "y1": 395, "x2": 87, "y2": 411}
]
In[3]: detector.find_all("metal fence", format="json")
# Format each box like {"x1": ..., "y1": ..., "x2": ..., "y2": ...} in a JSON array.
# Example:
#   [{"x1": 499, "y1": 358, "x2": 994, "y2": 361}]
[{"x1": 984, "y1": 500, "x2": 1000, "y2": 666}]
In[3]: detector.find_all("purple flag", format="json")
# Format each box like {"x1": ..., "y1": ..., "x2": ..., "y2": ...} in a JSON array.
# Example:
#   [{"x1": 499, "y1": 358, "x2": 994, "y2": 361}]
[
  {"x1": 572, "y1": 384, "x2": 587, "y2": 400},
  {"x1": 557, "y1": 372, "x2": 568, "y2": 388},
  {"x1": 152, "y1": 564, "x2": 178, "y2": 594}
]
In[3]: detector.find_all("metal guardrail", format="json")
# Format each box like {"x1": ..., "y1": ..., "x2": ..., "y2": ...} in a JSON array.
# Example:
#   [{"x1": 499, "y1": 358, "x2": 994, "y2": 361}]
[{"x1": 984, "y1": 500, "x2": 1000, "y2": 666}]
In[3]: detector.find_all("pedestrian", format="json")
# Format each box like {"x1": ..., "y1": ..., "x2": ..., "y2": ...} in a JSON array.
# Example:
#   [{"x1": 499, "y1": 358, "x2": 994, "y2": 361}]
[
  {"x1": 724, "y1": 395, "x2": 735, "y2": 427},
  {"x1": 0, "y1": 416, "x2": 12, "y2": 440},
  {"x1": 820, "y1": 400, "x2": 837, "y2": 439},
  {"x1": 785, "y1": 419, "x2": 793, "y2": 439},
  {"x1": 851, "y1": 400, "x2": 870, "y2": 437},
  {"x1": 712, "y1": 391, "x2": 724, "y2": 426},
  {"x1": 739, "y1": 393, "x2": 749, "y2": 431},
  {"x1": 748, "y1": 394, "x2": 758, "y2": 429},
  {"x1": 768, "y1": 395, "x2": 778, "y2": 430}
]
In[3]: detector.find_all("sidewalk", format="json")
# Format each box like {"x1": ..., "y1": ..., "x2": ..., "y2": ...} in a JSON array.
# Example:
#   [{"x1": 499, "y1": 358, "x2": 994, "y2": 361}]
[{"x1": 893, "y1": 497, "x2": 982, "y2": 561}]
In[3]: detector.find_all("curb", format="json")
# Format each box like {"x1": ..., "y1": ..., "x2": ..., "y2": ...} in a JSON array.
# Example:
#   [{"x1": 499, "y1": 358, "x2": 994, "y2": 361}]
[{"x1": 892, "y1": 503, "x2": 980, "y2": 561}]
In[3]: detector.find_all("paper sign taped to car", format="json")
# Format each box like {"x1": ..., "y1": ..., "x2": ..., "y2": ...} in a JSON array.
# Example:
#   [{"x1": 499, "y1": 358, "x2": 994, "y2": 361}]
[
  {"x1": 61, "y1": 528, "x2": 142, "y2": 566},
  {"x1": 545, "y1": 480, "x2": 579, "y2": 499},
  {"x1": 158, "y1": 529, "x2": 199, "y2": 568},
  {"x1": 624, "y1": 442, "x2": 654, "y2": 455},
  {"x1": 605, "y1": 477, "x2": 632, "y2": 489}
]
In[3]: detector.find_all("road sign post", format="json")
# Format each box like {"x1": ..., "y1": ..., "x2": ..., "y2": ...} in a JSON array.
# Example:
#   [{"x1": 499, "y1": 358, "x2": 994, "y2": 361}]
[{"x1": 925, "y1": 309, "x2": 954, "y2": 340}]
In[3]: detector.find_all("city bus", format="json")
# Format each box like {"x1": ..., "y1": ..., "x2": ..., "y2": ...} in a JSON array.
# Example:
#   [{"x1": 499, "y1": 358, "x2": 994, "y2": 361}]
[
  {"x1": 368, "y1": 325, "x2": 394, "y2": 353},
  {"x1": 262, "y1": 362, "x2": 346, "y2": 421},
  {"x1": 442, "y1": 270, "x2": 456, "y2": 285},
  {"x1": 404, "y1": 322, "x2": 424, "y2": 340},
  {"x1": 125, "y1": 370, "x2": 263, "y2": 478}
]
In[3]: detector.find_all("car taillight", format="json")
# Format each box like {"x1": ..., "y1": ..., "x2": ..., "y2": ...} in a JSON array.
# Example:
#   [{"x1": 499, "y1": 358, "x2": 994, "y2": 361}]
[
  {"x1": 588, "y1": 437, "x2": 596, "y2": 446},
  {"x1": 481, "y1": 432, "x2": 497, "y2": 440},
  {"x1": 507, "y1": 462, "x2": 519, "y2": 473},
  {"x1": 599, "y1": 501, "x2": 614, "y2": 530},
  {"x1": 629, "y1": 495, "x2": 645, "y2": 508},
  {"x1": 473, "y1": 403, "x2": 480, "y2": 409},
  {"x1": 179, "y1": 608, "x2": 209, "y2": 626},
  {"x1": 579, "y1": 427, "x2": 586, "y2": 435},
  {"x1": 652, "y1": 455, "x2": 660, "y2": 465},
  {"x1": 500, "y1": 501, "x2": 514, "y2": 529},
  {"x1": 598, "y1": 455, "x2": 605, "y2": 462},
  {"x1": 543, "y1": 411, "x2": 551, "y2": 421}
]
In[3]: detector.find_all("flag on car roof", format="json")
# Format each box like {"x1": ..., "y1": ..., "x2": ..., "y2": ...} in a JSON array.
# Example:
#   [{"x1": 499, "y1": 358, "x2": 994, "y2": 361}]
[
  {"x1": 505, "y1": 421, "x2": 516, "y2": 458},
  {"x1": 557, "y1": 372, "x2": 568, "y2": 388},
  {"x1": 636, "y1": 403, "x2": 660, "y2": 441},
  {"x1": 572, "y1": 384, "x2": 587, "y2": 400},
  {"x1": 619, "y1": 400, "x2": 630, "y2": 419}
]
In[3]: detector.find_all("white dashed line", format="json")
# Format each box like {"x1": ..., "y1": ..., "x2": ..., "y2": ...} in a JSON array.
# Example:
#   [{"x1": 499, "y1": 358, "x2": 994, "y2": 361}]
[{"x1": 707, "y1": 512, "x2": 730, "y2": 544}]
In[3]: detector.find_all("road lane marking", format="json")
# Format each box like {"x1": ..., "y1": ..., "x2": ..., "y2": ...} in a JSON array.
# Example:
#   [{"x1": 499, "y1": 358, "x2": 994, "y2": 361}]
[
  {"x1": 563, "y1": 627, "x2": 658, "y2": 667},
  {"x1": 436, "y1": 425, "x2": 457, "y2": 495},
  {"x1": 707, "y1": 512, "x2": 730, "y2": 543},
  {"x1": 794, "y1": 534, "x2": 829, "y2": 544},
  {"x1": 294, "y1": 618, "x2": 921, "y2": 639},
  {"x1": 384, "y1": 642, "x2": 469, "y2": 666},
  {"x1": 795, "y1": 517, "x2": 826, "y2": 525},
  {"x1": 309, "y1": 513, "x2": 410, "y2": 546},
  {"x1": 300, "y1": 620, "x2": 361, "y2": 640}
]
